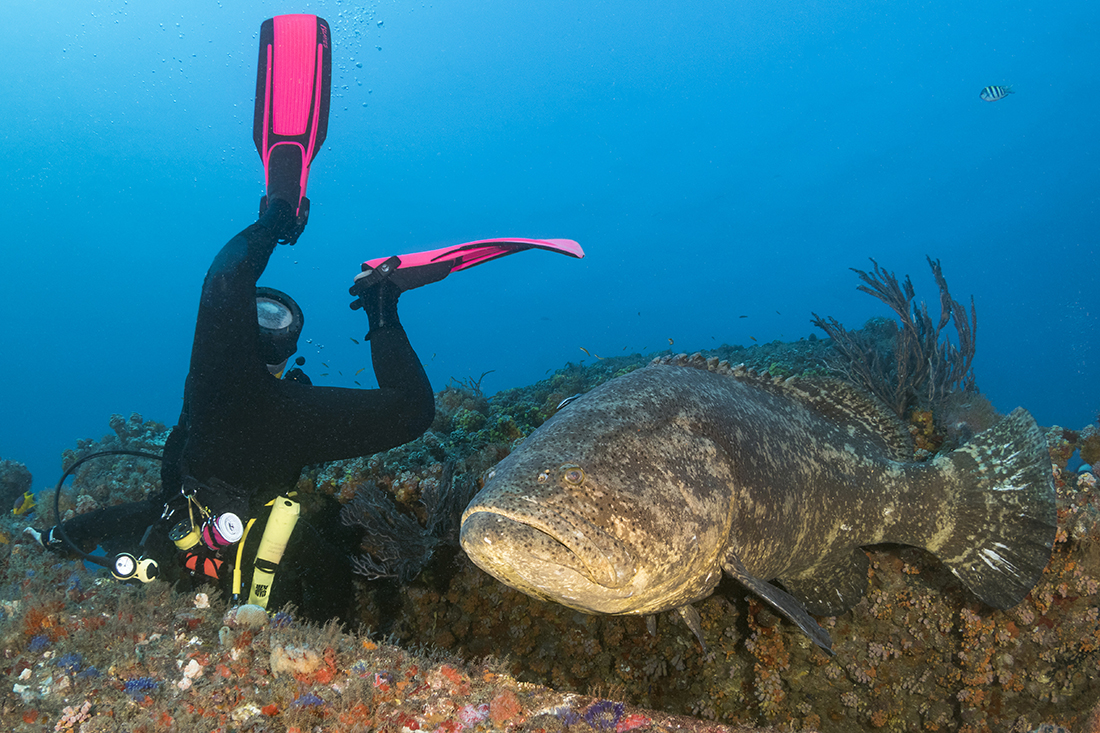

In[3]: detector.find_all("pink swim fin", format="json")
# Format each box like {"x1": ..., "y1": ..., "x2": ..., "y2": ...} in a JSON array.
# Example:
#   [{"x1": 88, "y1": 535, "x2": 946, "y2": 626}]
[
  {"x1": 352, "y1": 238, "x2": 585, "y2": 293},
  {"x1": 253, "y1": 14, "x2": 332, "y2": 233}
]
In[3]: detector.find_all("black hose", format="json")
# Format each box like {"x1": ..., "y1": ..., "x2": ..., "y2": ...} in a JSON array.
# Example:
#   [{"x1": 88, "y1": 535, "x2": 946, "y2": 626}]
[{"x1": 51, "y1": 450, "x2": 163, "y2": 566}]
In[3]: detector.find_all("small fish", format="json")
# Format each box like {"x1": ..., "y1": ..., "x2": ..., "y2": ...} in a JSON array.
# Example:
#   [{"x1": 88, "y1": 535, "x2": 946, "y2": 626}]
[
  {"x1": 12, "y1": 491, "x2": 35, "y2": 517},
  {"x1": 355, "y1": 367, "x2": 366, "y2": 376},
  {"x1": 739, "y1": 315, "x2": 748, "y2": 319},
  {"x1": 460, "y1": 354, "x2": 1054, "y2": 652},
  {"x1": 668, "y1": 338, "x2": 674, "y2": 346},
  {"x1": 980, "y1": 84, "x2": 1013, "y2": 102},
  {"x1": 320, "y1": 373, "x2": 329, "y2": 376},
  {"x1": 579, "y1": 347, "x2": 604, "y2": 360},
  {"x1": 750, "y1": 336, "x2": 757, "y2": 342},
  {"x1": 354, "y1": 380, "x2": 361, "y2": 386},
  {"x1": 322, "y1": 362, "x2": 330, "y2": 368},
  {"x1": 350, "y1": 337, "x2": 359, "y2": 345},
  {"x1": 556, "y1": 393, "x2": 584, "y2": 410}
]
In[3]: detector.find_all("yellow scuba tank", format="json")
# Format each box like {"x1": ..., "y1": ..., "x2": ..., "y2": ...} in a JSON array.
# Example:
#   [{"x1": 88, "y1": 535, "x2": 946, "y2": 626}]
[{"x1": 247, "y1": 495, "x2": 300, "y2": 608}]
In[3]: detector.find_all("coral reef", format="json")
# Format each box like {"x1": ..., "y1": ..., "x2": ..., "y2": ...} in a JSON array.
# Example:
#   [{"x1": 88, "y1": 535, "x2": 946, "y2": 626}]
[
  {"x1": 340, "y1": 462, "x2": 479, "y2": 582},
  {"x1": 3, "y1": 339, "x2": 1098, "y2": 732},
  {"x1": 46, "y1": 414, "x2": 169, "y2": 527},
  {"x1": 0, "y1": 545, "x2": 763, "y2": 732},
  {"x1": 811, "y1": 257, "x2": 977, "y2": 419}
]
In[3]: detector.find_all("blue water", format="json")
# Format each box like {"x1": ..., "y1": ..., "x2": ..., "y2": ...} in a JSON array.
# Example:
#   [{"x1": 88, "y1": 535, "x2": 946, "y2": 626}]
[{"x1": 1, "y1": 0, "x2": 1097, "y2": 489}]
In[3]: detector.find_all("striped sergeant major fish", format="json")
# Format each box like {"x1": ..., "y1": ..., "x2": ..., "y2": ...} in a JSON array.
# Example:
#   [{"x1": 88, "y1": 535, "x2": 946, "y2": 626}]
[{"x1": 980, "y1": 85, "x2": 1013, "y2": 102}]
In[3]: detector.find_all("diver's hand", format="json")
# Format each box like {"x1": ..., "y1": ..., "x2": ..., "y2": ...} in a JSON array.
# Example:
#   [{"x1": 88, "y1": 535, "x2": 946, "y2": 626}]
[
  {"x1": 348, "y1": 256, "x2": 401, "y2": 310},
  {"x1": 349, "y1": 271, "x2": 402, "y2": 334}
]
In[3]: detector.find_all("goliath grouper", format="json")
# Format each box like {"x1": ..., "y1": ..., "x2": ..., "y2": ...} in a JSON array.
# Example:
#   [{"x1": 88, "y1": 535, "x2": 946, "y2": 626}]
[{"x1": 460, "y1": 353, "x2": 1055, "y2": 653}]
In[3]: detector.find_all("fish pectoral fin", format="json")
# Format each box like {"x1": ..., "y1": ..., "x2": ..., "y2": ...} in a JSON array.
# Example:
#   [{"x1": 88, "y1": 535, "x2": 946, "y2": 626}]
[
  {"x1": 676, "y1": 604, "x2": 707, "y2": 652},
  {"x1": 723, "y1": 554, "x2": 834, "y2": 655},
  {"x1": 776, "y1": 547, "x2": 870, "y2": 616}
]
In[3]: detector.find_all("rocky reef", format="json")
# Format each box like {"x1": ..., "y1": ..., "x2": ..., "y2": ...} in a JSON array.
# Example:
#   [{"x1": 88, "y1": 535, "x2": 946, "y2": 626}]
[
  {"x1": 1, "y1": 326, "x2": 1098, "y2": 731},
  {"x1": 309, "y1": 336, "x2": 1100, "y2": 732}
]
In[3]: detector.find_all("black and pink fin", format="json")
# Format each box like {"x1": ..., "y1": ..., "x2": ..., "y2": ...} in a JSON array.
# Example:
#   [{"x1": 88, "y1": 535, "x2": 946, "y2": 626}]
[
  {"x1": 253, "y1": 14, "x2": 332, "y2": 225},
  {"x1": 352, "y1": 238, "x2": 585, "y2": 294}
]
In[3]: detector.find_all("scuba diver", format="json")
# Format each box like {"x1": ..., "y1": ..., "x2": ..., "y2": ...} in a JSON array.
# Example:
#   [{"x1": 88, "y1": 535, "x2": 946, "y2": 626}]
[
  {"x1": 26, "y1": 14, "x2": 583, "y2": 625},
  {"x1": 26, "y1": 16, "x2": 436, "y2": 623}
]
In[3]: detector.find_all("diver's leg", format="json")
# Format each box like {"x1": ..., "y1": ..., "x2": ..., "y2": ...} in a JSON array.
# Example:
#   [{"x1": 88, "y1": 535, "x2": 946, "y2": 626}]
[
  {"x1": 30, "y1": 499, "x2": 160, "y2": 555},
  {"x1": 186, "y1": 200, "x2": 297, "y2": 390},
  {"x1": 261, "y1": 281, "x2": 434, "y2": 464}
]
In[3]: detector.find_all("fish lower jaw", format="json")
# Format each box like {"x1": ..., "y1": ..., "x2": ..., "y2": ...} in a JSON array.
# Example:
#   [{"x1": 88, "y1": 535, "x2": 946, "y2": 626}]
[{"x1": 460, "y1": 510, "x2": 636, "y2": 595}]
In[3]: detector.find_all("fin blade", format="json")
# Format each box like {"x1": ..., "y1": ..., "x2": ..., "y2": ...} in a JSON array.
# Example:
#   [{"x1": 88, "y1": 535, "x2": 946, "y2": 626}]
[
  {"x1": 934, "y1": 407, "x2": 1056, "y2": 609},
  {"x1": 254, "y1": 15, "x2": 332, "y2": 214},
  {"x1": 358, "y1": 238, "x2": 584, "y2": 291}
]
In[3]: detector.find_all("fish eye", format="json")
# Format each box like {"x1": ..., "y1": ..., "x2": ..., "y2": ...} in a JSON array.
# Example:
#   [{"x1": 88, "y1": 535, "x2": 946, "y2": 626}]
[{"x1": 560, "y1": 464, "x2": 585, "y2": 486}]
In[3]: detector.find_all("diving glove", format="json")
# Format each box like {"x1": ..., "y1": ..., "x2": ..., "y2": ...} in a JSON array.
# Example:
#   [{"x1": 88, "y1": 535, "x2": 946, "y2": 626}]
[{"x1": 348, "y1": 262, "x2": 402, "y2": 335}]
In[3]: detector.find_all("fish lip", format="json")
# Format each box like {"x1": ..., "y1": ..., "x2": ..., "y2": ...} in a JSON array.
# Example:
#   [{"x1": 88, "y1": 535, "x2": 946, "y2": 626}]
[{"x1": 462, "y1": 505, "x2": 636, "y2": 589}]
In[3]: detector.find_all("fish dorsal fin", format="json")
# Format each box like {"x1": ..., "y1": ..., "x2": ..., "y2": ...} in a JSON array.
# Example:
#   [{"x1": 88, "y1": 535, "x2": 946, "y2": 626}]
[
  {"x1": 651, "y1": 353, "x2": 913, "y2": 461},
  {"x1": 781, "y1": 376, "x2": 913, "y2": 461}
]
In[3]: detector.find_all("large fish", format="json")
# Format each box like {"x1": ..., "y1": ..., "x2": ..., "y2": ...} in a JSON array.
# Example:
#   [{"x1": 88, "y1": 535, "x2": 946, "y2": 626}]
[{"x1": 460, "y1": 354, "x2": 1055, "y2": 653}]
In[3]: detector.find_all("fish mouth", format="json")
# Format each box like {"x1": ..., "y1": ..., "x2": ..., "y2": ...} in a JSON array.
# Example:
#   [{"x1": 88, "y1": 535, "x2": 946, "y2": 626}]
[{"x1": 460, "y1": 507, "x2": 636, "y2": 590}]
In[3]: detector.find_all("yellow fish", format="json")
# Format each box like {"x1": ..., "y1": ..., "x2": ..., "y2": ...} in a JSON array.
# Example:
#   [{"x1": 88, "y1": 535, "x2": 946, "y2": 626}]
[{"x1": 12, "y1": 491, "x2": 35, "y2": 517}]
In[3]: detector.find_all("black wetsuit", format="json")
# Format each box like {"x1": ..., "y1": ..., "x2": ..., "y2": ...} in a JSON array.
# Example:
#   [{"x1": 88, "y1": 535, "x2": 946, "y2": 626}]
[{"x1": 59, "y1": 200, "x2": 434, "y2": 621}]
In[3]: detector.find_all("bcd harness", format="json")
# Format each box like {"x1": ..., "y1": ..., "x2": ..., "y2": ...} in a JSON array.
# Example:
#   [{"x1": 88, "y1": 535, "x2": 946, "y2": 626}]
[
  {"x1": 40, "y1": 451, "x2": 301, "y2": 609},
  {"x1": 171, "y1": 485, "x2": 301, "y2": 609}
]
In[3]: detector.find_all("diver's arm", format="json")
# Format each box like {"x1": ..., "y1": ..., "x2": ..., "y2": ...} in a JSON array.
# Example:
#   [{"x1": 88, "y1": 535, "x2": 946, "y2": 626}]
[
  {"x1": 51, "y1": 500, "x2": 163, "y2": 553},
  {"x1": 267, "y1": 281, "x2": 434, "y2": 463},
  {"x1": 270, "y1": 325, "x2": 434, "y2": 462}
]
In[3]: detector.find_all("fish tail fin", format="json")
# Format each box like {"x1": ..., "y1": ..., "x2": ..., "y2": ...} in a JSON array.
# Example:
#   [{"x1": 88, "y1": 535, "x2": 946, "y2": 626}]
[{"x1": 932, "y1": 406, "x2": 1055, "y2": 609}]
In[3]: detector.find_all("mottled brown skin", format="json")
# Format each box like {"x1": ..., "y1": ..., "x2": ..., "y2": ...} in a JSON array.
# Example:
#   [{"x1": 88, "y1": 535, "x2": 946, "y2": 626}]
[{"x1": 460, "y1": 355, "x2": 1055, "y2": 646}]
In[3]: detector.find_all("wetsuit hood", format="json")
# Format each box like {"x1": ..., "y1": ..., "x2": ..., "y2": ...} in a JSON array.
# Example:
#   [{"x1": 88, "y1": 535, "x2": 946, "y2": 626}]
[{"x1": 256, "y1": 286, "x2": 304, "y2": 366}]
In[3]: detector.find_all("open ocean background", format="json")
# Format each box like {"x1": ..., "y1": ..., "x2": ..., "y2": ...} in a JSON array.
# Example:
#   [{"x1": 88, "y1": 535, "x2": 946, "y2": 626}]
[{"x1": 1, "y1": 0, "x2": 1097, "y2": 490}]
